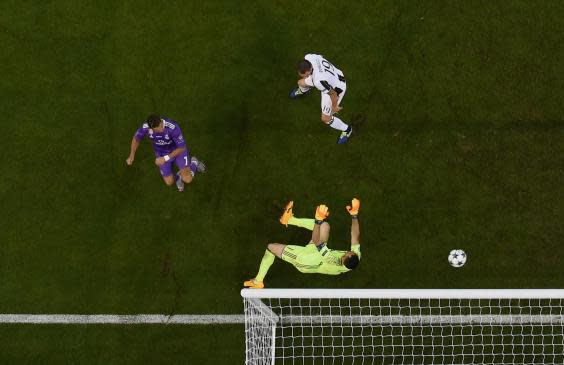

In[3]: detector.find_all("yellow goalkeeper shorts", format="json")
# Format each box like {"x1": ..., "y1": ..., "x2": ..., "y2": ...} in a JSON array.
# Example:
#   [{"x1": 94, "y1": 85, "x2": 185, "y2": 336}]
[{"x1": 281, "y1": 243, "x2": 322, "y2": 273}]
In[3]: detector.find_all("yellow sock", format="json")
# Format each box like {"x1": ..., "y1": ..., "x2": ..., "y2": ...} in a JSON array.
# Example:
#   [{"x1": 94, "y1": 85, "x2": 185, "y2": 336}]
[
  {"x1": 255, "y1": 250, "x2": 275, "y2": 282},
  {"x1": 288, "y1": 217, "x2": 315, "y2": 231}
]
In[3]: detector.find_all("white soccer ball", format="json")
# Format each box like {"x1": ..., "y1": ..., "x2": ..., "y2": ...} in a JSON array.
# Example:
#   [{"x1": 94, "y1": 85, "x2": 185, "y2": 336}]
[{"x1": 448, "y1": 249, "x2": 467, "y2": 267}]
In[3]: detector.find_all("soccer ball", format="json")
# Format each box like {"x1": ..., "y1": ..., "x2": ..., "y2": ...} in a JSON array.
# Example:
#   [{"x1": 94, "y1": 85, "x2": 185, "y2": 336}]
[{"x1": 448, "y1": 249, "x2": 467, "y2": 267}]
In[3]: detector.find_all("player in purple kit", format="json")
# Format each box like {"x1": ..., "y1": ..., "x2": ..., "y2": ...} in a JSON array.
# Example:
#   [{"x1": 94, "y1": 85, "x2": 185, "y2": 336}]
[{"x1": 126, "y1": 114, "x2": 206, "y2": 191}]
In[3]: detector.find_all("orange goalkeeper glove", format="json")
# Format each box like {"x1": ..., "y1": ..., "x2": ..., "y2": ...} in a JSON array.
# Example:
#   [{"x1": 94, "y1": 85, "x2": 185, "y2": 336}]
[
  {"x1": 346, "y1": 198, "x2": 360, "y2": 216},
  {"x1": 315, "y1": 204, "x2": 330, "y2": 222}
]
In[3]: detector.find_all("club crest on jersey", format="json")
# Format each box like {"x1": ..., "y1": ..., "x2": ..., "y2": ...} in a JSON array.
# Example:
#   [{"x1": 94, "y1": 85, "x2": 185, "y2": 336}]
[{"x1": 164, "y1": 134, "x2": 170, "y2": 140}]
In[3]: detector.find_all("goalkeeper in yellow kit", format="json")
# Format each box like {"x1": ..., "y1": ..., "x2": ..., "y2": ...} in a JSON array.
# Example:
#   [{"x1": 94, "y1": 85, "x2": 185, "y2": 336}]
[{"x1": 244, "y1": 198, "x2": 361, "y2": 289}]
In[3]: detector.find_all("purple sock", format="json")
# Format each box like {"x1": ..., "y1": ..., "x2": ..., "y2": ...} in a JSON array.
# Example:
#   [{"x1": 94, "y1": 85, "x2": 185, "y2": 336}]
[{"x1": 189, "y1": 161, "x2": 198, "y2": 176}]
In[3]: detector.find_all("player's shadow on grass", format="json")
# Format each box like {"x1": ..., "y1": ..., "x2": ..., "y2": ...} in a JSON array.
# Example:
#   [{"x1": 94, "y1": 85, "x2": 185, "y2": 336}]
[{"x1": 349, "y1": 113, "x2": 366, "y2": 137}]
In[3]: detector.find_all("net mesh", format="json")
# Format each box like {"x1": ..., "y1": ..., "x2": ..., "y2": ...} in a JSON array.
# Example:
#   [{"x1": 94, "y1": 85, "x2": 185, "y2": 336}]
[{"x1": 244, "y1": 296, "x2": 564, "y2": 365}]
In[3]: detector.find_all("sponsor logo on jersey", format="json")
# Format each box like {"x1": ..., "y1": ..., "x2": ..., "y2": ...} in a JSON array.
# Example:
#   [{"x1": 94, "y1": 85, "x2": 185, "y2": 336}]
[{"x1": 155, "y1": 140, "x2": 172, "y2": 145}]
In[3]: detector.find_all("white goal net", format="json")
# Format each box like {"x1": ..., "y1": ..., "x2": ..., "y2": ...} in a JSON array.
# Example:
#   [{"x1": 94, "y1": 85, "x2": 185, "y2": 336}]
[{"x1": 241, "y1": 289, "x2": 564, "y2": 365}]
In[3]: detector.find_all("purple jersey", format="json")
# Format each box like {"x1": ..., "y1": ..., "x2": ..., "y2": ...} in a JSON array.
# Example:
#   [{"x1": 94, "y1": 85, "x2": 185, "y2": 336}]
[{"x1": 134, "y1": 118, "x2": 187, "y2": 153}]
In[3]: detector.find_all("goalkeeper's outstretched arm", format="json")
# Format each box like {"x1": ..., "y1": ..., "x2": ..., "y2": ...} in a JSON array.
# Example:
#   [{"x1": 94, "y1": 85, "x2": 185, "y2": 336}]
[
  {"x1": 312, "y1": 204, "x2": 330, "y2": 246},
  {"x1": 351, "y1": 217, "x2": 360, "y2": 245},
  {"x1": 346, "y1": 198, "x2": 360, "y2": 245}
]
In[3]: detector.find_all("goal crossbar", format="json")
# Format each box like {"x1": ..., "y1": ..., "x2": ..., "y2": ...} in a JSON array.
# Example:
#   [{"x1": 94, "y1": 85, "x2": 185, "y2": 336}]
[{"x1": 241, "y1": 288, "x2": 564, "y2": 299}]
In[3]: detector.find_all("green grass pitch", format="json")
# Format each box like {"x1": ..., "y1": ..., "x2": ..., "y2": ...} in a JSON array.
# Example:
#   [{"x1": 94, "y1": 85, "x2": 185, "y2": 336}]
[{"x1": 1, "y1": 0, "x2": 564, "y2": 363}]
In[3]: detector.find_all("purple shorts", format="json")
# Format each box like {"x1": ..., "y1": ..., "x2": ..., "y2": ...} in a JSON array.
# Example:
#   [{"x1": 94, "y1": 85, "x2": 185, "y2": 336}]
[{"x1": 155, "y1": 149, "x2": 190, "y2": 177}]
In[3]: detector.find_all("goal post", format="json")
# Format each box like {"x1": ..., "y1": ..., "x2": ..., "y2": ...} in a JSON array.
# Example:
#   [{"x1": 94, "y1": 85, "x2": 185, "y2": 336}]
[{"x1": 241, "y1": 289, "x2": 564, "y2": 365}]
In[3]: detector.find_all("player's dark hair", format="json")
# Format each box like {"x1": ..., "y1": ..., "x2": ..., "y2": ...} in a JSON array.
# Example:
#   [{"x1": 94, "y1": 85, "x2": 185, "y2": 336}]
[
  {"x1": 297, "y1": 59, "x2": 312, "y2": 74},
  {"x1": 146, "y1": 114, "x2": 161, "y2": 128},
  {"x1": 344, "y1": 254, "x2": 359, "y2": 270}
]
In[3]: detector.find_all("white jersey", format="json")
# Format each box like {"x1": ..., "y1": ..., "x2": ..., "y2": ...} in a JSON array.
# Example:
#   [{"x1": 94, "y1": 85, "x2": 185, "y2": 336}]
[{"x1": 304, "y1": 54, "x2": 346, "y2": 95}]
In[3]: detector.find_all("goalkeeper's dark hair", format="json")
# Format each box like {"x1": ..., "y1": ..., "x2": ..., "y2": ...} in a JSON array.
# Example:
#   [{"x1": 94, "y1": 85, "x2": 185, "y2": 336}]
[
  {"x1": 146, "y1": 114, "x2": 161, "y2": 128},
  {"x1": 344, "y1": 254, "x2": 360, "y2": 270},
  {"x1": 298, "y1": 59, "x2": 313, "y2": 74}
]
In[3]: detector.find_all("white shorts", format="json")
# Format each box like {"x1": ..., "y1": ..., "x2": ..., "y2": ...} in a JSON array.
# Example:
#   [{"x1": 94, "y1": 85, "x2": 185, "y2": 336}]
[{"x1": 321, "y1": 84, "x2": 346, "y2": 116}]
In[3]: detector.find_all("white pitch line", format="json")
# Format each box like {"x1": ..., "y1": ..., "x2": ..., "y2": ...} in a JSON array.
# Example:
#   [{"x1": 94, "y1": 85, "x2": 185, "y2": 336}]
[
  {"x1": 4, "y1": 314, "x2": 564, "y2": 325},
  {"x1": 0, "y1": 314, "x2": 245, "y2": 325}
]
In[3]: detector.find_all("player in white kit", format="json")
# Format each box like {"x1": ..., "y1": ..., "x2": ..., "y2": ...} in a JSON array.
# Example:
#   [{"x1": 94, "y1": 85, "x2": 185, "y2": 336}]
[{"x1": 289, "y1": 54, "x2": 352, "y2": 144}]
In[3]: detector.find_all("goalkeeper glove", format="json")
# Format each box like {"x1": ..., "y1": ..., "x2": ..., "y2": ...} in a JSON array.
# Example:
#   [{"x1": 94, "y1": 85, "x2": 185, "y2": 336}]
[
  {"x1": 315, "y1": 204, "x2": 329, "y2": 223},
  {"x1": 346, "y1": 198, "x2": 360, "y2": 217}
]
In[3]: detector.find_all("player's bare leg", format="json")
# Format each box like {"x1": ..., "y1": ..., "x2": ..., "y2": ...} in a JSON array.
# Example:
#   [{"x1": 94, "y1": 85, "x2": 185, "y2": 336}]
[
  {"x1": 163, "y1": 175, "x2": 175, "y2": 186},
  {"x1": 267, "y1": 243, "x2": 286, "y2": 258},
  {"x1": 179, "y1": 167, "x2": 193, "y2": 183},
  {"x1": 321, "y1": 113, "x2": 333, "y2": 125}
]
